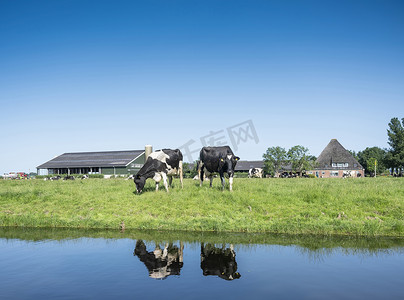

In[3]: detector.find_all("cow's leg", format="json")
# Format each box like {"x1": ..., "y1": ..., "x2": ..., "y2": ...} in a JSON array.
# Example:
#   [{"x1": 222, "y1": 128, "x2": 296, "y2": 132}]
[
  {"x1": 168, "y1": 176, "x2": 173, "y2": 187},
  {"x1": 163, "y1": 243, "x2": 169, "y2": 259},
  {"x1": 199, "y1": 165, "x2": 204, "y2": 187},
  {"x1": 179, "y1": 161, "x2": 183, "y2": 189},
  {"x1": 161, "y1": 172, "x2": 169, "y2": 192},
  {"x1": 152, "y1": 172, "x2": 161, "y2": 191},
  {"x1": 209, "y1": 176, "x2": 213, "y2": 187},
  {"x1": 229, "y1": 176, "x2": 233, "y2": 191},
  {"x1": 179, "y1": 242, "x2": 184, "y2": 263},
  {"x1": 220, "y1": 172, "x2": 225, "y2": 190}
]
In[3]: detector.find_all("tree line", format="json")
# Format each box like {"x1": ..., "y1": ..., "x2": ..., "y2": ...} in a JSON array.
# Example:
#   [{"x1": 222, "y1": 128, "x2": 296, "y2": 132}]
[
  {"x1": 263, "y1": 145, "x2": 316, "y2": 177},
  {"x1": 263, "y1": 117, "x2": 404, "y2": 177},
  {"x1": 353, "y1": 117, "x2": 404, "y2": 176}
]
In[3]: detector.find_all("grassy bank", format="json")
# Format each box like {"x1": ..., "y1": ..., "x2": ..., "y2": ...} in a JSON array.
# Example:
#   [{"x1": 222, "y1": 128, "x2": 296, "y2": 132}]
[{"x1": 0, "y1": 178, "x2": 403, "y2": 236}]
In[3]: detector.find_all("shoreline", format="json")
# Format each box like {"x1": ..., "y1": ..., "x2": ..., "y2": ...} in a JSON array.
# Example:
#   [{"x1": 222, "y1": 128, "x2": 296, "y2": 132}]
[{"x1": 1, "y1": 178, "x2": 403, "y2": 237}]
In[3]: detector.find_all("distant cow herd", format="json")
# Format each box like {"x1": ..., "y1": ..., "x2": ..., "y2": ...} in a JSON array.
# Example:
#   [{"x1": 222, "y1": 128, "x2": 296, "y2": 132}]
[{"x1": 43, "y1": 175, "x2": 88, "y2": 181}]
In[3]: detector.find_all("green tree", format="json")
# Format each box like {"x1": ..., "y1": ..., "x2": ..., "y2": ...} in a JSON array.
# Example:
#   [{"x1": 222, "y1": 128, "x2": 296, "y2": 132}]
[
  {"x1": 287, "y1": 145, "x2": 315, "y2": 176},
  {"x1": 182, "y1": 161, "x2": 199, "y2": 178},
  {"x1": 348, "y1": 150, "x2": 360, "y2": 161},
  {"x1": 366, "y1": 158, "x2": 378, "y2": 175},
  {"x1": 387, "y1": 117, "x2": 404, "y2": 172},
  {"x1": 357, "y1": 147, "x2": 387, "y2": 176},
  {"x1": 190, "y1": 160, "x2": 199, "y2": 178},
  {"x1": 263, "y1": 146, "x2": 287, "y2": 177}
]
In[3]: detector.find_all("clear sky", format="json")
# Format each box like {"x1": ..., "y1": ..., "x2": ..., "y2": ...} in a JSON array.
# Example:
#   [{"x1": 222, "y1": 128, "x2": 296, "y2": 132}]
[{"x1": 1, "y1": 0, "x2": 403, "y2": 174}]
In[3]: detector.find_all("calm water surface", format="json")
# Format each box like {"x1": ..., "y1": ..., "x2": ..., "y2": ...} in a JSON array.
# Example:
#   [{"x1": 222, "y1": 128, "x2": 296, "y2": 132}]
[{"x1": 0, "y1": 228, "x2": 403, "y2": 299}]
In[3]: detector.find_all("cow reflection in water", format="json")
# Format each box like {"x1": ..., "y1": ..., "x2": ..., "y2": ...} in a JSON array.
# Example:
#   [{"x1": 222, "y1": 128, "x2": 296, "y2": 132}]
[
  {"x1": 134, "y1": 240, "x2": 184, "y2": 280},
  {"x1": 200, "y1": 243, "x2": 241, "y2": 280}
]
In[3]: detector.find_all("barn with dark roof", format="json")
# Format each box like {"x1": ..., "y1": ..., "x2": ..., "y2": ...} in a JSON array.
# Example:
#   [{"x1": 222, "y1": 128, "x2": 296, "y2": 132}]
[
  {"x1": 308, "y1": 139, "x2": 364, "y2": 178},
  {"x1": 37, "y1": 149, "x2": 146, "y2": 176},
  {"x1": 235, "y1": 160, "x2": 264, "y2": 172}
]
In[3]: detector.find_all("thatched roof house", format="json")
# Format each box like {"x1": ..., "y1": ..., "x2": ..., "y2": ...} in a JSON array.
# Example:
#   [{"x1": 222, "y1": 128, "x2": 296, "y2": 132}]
[{"x1": 308, "y1": 139, "x2": 364, "y2": 178}]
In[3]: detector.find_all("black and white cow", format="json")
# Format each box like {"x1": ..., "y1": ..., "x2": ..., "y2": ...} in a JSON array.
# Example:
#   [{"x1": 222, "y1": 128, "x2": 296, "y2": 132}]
[
  {"x1": 134, "y1": 240, "x2": 184, "y2": 280},
  {"x1": 198, "y1": 146, "x2": 240, "y2": 191},
  {"x1": 200, "y1": 243, "x2": 241, "y2": 281},
  {"x1": 134, "y1": 149, "x2": 183, "y2": 193},
  {"x1": 248, "y1": 168, "x2": 263, "y2": 178},
  {"x1": 342, "y1": 171, "x2": 354, "y2": 178}
]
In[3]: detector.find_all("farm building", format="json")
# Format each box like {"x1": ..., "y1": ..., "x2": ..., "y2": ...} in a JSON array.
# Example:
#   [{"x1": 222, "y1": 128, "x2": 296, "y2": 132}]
[
  {"x1": 37, "y1": 147, "x2": 150, "y2": 176},
  {"x1": 235, "y1": 160, "x2": 264, "y2": 172},
  {"x1": 308, "y1": 139, "x2": 365, "y2": 178}
]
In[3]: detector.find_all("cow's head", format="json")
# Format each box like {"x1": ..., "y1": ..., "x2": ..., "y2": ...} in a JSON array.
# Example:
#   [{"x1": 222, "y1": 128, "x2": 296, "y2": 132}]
[
  {"x1": 218, "y1": 154, "x2": 240, "y2": 177},
  {"x1": 134, "y1": 175, "x2": 146, "y2": 194}
]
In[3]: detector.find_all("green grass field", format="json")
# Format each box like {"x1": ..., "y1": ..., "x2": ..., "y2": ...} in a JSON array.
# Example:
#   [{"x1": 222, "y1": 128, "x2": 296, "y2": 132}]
[{"x1": 1, "y1": 177, "x2": 403, "y2": 236}]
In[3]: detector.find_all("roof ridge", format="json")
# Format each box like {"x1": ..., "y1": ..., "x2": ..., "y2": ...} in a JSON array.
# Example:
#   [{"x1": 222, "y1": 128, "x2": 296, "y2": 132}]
[{"x1": 62, "y1": 150, "x2": 143, "y2": 155}]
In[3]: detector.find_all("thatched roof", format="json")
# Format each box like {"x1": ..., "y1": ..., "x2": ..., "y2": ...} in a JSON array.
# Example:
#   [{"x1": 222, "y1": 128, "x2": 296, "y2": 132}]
[{"x1": 315, "y1": 139, "x2": 363, "y2": 170}]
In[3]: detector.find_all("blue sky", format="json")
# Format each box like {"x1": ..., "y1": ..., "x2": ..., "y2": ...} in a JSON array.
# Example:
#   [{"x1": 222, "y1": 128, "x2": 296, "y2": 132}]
[{"x1": 1, "y1": 0, "x2": 403, "y2": 174}]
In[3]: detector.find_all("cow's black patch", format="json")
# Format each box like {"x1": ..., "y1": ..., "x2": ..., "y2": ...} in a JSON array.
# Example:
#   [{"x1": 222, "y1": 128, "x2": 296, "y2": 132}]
[{"x1": 161, "y1": 149, "x2": 183, "y2": 170}]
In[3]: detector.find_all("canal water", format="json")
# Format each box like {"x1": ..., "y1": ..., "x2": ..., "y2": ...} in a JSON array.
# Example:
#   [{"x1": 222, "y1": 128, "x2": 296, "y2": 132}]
[{"x1": 1, "y1": 227, "x2": 403, "y2": 299}]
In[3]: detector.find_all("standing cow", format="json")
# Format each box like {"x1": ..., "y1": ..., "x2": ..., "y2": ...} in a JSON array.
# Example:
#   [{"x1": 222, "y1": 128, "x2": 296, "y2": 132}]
[
  {"x1": 134, "y1": 149, "x2": 183, "y2": 193},
  {"x1": 198, "y1": 146, "x2": 240, "y2": 191}
]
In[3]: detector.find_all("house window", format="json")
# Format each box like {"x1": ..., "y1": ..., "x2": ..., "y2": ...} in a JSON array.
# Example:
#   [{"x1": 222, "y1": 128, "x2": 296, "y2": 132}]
[{"x1": 332, "y1": 163, "x2": 348, "y2": 168}]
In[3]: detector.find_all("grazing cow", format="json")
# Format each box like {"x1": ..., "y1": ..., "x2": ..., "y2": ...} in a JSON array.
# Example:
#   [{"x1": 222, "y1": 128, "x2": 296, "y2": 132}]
[
  {"x1": 134, "y1": 149, "x2": 183, "y2": 193},
  {"x1": 134, "y1": 240, "x2": 184, "y2": 280},
  {"x1": 50, "y1": 175, "x2": 61, "y2": 181},
  {"x1": 63, "y1": 176, "x2": 75, "y2": 180},
  {"x1": 198, "y1": 146, "x2": 240, "y2": 191},
  {"x1": 279, "y1": 171, "x2": 298, "y2": 178},
  {"x1": 342, "y1": 171, "x2": 356, "y2": 178},
  {"x1": 200, "y1": 243, "x2": 241, "y2": 281},
  {"x1": 248, "y1": 168, "x2": 263, "y2": 178}
]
